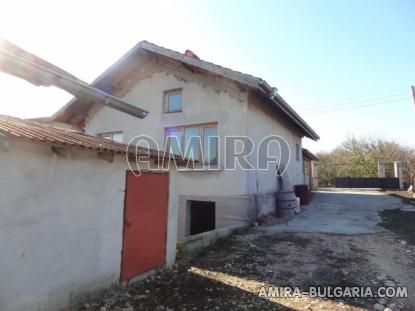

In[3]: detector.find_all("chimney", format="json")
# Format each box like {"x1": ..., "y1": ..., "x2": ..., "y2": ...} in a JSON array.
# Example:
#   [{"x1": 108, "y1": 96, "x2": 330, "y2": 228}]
[{"x1": 184, "y1": 49, "x2": 200, "y2": 59}]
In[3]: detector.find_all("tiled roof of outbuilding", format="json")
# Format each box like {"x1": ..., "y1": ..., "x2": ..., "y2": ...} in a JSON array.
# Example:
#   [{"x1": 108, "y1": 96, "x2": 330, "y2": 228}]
[{"x1": 0, "y1": 114, "x2": 163, "y2": 158}]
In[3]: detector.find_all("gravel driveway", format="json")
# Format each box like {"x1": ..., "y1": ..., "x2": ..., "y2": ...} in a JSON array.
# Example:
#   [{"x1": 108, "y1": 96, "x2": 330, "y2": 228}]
[{"x1": 265, "y1": 189, "x2": 409, "y2": 235}]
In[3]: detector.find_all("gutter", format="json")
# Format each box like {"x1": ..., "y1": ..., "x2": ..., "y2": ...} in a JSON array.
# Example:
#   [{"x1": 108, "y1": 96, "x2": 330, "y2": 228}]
[
  {"x1": 0, "y1": 45, "x2": 149, "y2": 119},
  {"x1": 258, "y1": 79, "x2": 320, "y2": 141}
]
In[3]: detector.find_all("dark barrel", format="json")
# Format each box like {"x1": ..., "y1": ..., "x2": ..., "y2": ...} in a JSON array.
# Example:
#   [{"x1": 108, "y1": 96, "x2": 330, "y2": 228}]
[{"x1": 294, "y1": 184, "x2": 309, "y2": 205}]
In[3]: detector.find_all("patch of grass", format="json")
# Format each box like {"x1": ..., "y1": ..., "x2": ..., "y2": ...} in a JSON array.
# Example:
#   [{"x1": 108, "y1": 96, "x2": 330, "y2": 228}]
[{"x1": 380, "y1": 209, "x2": 415, "y2": 244}]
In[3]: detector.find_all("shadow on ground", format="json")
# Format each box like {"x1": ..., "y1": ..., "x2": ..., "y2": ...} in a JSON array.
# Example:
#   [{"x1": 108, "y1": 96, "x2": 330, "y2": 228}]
[
  {"x1": 189, "y1": 231, "x2": 380, "y2": 310},
  {"x1": 71, "y1": 257, "x2": 294, "y2": 310},
  {"x1": 380, "y1": 208, "x2": 415, "y2": 244}
]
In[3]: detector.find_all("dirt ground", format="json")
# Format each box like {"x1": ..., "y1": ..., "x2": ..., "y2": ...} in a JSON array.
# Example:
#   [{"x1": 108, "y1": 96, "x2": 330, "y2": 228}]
[{"x1": 72, "y1": 227, "x2": 415, "y2": 311}]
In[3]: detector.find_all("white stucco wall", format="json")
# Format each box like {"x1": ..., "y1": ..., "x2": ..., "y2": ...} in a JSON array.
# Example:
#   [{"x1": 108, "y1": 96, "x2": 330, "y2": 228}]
[
  {"x1": 0, "y1": 140, "x2": 179, "y2": 311},
  {"x1": 85, "y1": 56, "x2": 250, "y2": 198},
  {"x1": 247, "y1": 93, "x2": 305, "y2": 195},
  {"x1": 84, "y1": 53, "x2": 306, "y2": 233}
]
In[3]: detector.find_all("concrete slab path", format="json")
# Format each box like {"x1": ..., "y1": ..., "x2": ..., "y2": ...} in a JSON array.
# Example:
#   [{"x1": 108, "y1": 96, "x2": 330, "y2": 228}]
[{"x1": 265, "y1": 188, "x2": 414, "y2": 235}]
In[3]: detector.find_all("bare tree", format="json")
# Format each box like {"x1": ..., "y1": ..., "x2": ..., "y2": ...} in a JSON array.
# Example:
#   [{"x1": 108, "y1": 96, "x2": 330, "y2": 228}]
[{"x1": 317, "y1": 136, "x2": 415, "y2": 187}]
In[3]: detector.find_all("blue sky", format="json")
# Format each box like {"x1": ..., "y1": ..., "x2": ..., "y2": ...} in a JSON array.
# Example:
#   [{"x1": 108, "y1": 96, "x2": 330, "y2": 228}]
[{"x1": 0, "y1": 0, "x2": 414, "y2": 152}]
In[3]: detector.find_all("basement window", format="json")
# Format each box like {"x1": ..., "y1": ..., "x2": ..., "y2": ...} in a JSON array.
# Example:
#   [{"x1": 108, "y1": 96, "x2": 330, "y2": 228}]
[
  {"x1": 190, "y1": 201, "x2": 215, "y2": 235},
  {"x1": 98, "y1": 131, "x2": 124, "y2": 143}
]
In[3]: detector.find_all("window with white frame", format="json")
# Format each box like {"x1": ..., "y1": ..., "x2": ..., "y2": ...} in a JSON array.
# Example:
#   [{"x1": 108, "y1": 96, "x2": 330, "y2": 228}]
[
  {"x1": 165, "y1": 123, "x2": 218, "y2": 165},
  {"x1": 164, "y1": 89, "x2": 183, "y2": 113}
]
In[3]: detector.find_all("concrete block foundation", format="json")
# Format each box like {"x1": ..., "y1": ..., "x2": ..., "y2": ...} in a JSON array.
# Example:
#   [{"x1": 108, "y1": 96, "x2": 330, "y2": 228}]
[
  {"x1": 177, "y1": 192, "x2": 277, "y2": 240},
  {"x1": 177, "y1": 225, "x2": 248, "y2": 256}
]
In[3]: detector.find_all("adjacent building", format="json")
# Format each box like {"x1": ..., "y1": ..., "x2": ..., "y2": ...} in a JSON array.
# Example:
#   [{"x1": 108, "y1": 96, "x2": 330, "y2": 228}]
[{"x1": 303, "y1": 148, "x2": 319, "y2": 190}]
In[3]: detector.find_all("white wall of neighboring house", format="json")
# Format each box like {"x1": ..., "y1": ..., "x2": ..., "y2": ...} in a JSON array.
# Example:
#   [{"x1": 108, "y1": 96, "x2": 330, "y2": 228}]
[
  {"x1": 0, "y1": 139, "x2": 179, "y2": 311},
  {"x1": 303, "y1": 154, "x2": 319, "y2": 190},
  {"x1": 85, "y1": 54, "x2": 307, "y2": 238},
  {"x1": 311, "y1": 161, "x2": 319, "y2": 189},
  {"x1": 304, "y1": 158, "x2": 311, "y2": 187}
]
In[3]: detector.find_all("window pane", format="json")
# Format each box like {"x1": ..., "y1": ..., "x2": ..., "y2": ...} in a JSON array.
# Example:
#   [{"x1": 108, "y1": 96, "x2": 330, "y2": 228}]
[
  {"x1": 167, "y1": 93, "x2": 182, "y2": 112},
  {"x1": 167, "y1": 130, "x2": 183, "y2": 155},
  {"x1": 99, "y1": 134, "x2": 112, "y2": 140},
  {"x1": 203, "y1": 127, "x2": 218, "y2": 165},
  {"x1": 184, "y1": 127, "x2": 201, "y2": 161},
  {"x1": 98, "y1": 132, "x2": 123, "y2": 142},
  {"x1": 112, "y1": 133, "x2": 124, "y2": 143}
]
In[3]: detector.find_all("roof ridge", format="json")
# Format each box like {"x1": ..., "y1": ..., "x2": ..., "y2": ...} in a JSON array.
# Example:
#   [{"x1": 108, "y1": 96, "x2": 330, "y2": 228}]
[
  {"x1": 52, "y1": 40, "x2": 319, "y2": 141},
  {"x1": 138, "y1": 40, "x2": 264, "y2": 82}
]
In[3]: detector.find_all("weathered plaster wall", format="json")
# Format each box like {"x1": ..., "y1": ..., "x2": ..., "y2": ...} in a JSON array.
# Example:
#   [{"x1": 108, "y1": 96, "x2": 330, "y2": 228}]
[
  {"x1": 311, "y1": 161, "x2": 319, "y2": 189},
  {"x1": 0, "y1": 140, "x2": 179, "y2": 311},
  {"x1": 85, "y1": 55, "x2": 253, "y2": 237},
  {"x1": 247, "y1": 92, "x2": 305, "y2": 215},
  {"x1": 85, "y1": 54, "x2": 306, "y2": 235},
  {"x1": 304, "y1": 158, "x2": 311, "y2": 186},
  {"x1": 86, "y1": 57, "x2": 250, "y2": 197}
]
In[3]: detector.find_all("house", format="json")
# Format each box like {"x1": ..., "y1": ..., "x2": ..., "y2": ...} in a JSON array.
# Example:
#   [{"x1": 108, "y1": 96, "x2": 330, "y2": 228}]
[
  {"x1": 0, "y1": 40, "x2": 319, "y2": 310},
  {"x1": 303, "y1": 148, "x2": 319, "y2": 190},
  {"x1": 0, "y1": 115, "x2": 184, "y2": 311},
  {"x1": 53, "y1": 41, "x2": 319, "y2": 243}
]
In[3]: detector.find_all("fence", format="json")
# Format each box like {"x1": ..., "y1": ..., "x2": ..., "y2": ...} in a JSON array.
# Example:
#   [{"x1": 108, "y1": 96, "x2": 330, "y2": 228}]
[{"x1": 335, "y1": 177, "x2": 400, "y2": 189}]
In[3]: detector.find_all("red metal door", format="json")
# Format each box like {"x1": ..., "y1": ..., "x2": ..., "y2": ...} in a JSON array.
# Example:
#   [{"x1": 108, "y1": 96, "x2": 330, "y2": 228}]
[{"x1": 120, "y1": 172, "x2": 169, "y2": 282}]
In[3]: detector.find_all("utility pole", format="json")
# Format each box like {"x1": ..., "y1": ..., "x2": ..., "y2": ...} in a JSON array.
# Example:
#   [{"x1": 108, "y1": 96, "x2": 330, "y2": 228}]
[{"x1": 412, "y1": 85, "x2": 415, "y2": 107}]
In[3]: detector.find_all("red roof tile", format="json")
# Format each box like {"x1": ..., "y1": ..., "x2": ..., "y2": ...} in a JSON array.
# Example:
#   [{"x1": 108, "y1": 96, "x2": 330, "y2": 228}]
[{"x1": 0, "y1": 114, "x2": 163, "y2": 158}]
